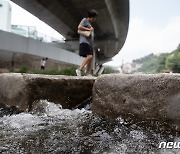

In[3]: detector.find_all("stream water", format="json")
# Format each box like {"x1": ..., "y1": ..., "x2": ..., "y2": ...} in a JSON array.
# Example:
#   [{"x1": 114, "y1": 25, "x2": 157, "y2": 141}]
[{"x1": 0, "y1": 100, "x2": 179, "y2": 154}]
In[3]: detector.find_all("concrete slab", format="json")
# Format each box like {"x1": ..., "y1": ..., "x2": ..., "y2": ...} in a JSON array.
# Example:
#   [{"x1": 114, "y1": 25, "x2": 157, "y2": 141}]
[
  {"x1": 0, "y1": 73, "x2": 95, "y2": 111},
  {"x1": 92, "y1": 73, "x2": 180, "y2": 132}
]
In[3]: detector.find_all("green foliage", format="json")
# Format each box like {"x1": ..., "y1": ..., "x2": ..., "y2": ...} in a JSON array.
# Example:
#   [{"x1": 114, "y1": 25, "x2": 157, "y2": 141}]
[
  {"x1": 156, "y1": 53, "x2": 169, "y2": 72},
  {"x1": 15, "y1": 65, "x2": 29, "y2": 73},
  {"x1": 133, "y1": 54, "x2": 155, "y2": 64},
  {"x1": 165, "y1": 51, "x2": 180, "y2": 73},
  {"x1": 134, "y1": 44, "x2": 180, "y2": 73},
  {"x1": 33, "y1": 66, "x2": 78, "y2": 76},
  {"x1": 103, "y1": 66, "x2": 118, "y2": 74},
  {"x1": 134, "y1": 54, "x2": 159, "y2": 73}
]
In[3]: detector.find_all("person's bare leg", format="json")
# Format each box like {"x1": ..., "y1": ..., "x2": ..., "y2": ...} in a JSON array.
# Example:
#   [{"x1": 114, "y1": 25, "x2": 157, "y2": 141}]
[
  {"x1": 79, "y1": 55, "x2": 92, "y2": 71},
  {"x1": 86, "y1": 58, "x2": 92, "y2": 75}
]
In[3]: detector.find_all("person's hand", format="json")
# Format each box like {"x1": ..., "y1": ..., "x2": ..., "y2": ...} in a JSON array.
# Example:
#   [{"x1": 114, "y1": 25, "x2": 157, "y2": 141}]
[{"x1": 89, "y1": 27, "x2": 94, "y2": 31}]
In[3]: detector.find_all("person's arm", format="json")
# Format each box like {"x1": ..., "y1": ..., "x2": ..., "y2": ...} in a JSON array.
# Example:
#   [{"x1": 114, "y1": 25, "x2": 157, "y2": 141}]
[
  {"x1": 78, "y1": 18, "x2": 94, "y2": 31},
  {"x1": 78, "y1": 24, "x2": 93, "y2": 31}
]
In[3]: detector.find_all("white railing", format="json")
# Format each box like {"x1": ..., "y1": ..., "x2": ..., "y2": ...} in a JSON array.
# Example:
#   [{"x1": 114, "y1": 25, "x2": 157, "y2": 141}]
[{"x1": 10, "y1": 25, "x2": 65, "y2": 44}]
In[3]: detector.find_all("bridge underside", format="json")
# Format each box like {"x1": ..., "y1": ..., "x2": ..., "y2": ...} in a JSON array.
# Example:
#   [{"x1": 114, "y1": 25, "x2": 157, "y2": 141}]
[{"x1": 11, "y1": 0, "x2": 129, "y2": 65}]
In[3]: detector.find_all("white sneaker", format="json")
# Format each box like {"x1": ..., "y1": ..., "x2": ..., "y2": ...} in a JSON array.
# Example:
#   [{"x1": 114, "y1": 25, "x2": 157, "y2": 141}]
[{"x1": 76, "y1": 69, "x2": 81, "y2": 76}]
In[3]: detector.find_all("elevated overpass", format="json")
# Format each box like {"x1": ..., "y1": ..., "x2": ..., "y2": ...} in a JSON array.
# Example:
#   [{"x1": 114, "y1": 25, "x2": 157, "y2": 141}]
[
  {"x1": 11, "y1": 0, "x2": 129, "y2": 65},
  {"x1": 0, "y1": 30, "x2": 83, "y2": 68}
]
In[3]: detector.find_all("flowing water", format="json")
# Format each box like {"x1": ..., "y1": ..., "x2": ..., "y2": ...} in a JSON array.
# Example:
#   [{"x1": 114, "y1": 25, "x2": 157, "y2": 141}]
[{"x1": 0, "y1": 100, "x2": 179, "y2": 154}]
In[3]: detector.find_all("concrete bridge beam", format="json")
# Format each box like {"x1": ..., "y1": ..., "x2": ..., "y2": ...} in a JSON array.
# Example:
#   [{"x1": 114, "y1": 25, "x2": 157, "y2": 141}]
[
  {"x1": 11, "y1": 0, "x2": 129, "y2": 64},
  {"x1": 0, "y1": 30, "x2": 83, "y2": 66}
]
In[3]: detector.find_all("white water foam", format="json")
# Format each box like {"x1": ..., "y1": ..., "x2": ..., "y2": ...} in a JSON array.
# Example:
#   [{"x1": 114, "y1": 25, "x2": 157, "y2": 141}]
[
  {"x1": 38, "y1": 99, "x2": 91, "y2": 119},
  {"x1": 2, "y1": 113, "x2": 43, "y2": 129}
]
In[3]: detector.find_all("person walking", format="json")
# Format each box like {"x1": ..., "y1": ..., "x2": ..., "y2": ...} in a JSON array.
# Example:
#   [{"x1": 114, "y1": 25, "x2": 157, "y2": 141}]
[{"x1": 76, "y1": 9, "x2": 98, "y2": 76}]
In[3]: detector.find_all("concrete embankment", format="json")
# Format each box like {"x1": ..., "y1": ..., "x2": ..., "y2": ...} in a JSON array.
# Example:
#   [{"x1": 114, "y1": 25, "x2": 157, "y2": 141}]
[
  {"x1": 0, "y1": 73, "x2": 95, "y2": 111},
  {"x1": 92, "y1": 73, "x2": 180, "y2": 131}
]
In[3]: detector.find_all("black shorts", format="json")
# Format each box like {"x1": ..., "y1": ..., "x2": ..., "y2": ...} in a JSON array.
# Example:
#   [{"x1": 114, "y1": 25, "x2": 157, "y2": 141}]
[
  {"x1": 41, "y1": 66, "x2": 45, "y2": 70},
  {"x1": 79, "y1": 43, "x2": 93, "y2": 57}
]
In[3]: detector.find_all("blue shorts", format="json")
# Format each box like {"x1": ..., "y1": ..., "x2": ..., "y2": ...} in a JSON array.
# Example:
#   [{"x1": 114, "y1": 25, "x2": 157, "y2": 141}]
[{"x1": 79, "y1": 43, "x2": 93, "y2": 57}]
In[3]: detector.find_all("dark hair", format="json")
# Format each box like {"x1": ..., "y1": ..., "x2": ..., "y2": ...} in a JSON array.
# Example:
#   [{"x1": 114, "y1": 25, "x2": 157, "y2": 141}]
[{"x1": 88, "y1": 9, "x2": 98, "y2": 18}]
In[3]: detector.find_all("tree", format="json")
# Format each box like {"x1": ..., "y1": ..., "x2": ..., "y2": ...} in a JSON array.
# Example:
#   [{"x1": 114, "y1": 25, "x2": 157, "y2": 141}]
[
  {"x1": 156, "y1": 53, "x2": 169, "y2": 72},
  {"x1": 166, "y1": 51, "x2": 180, "y2": 73}
]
